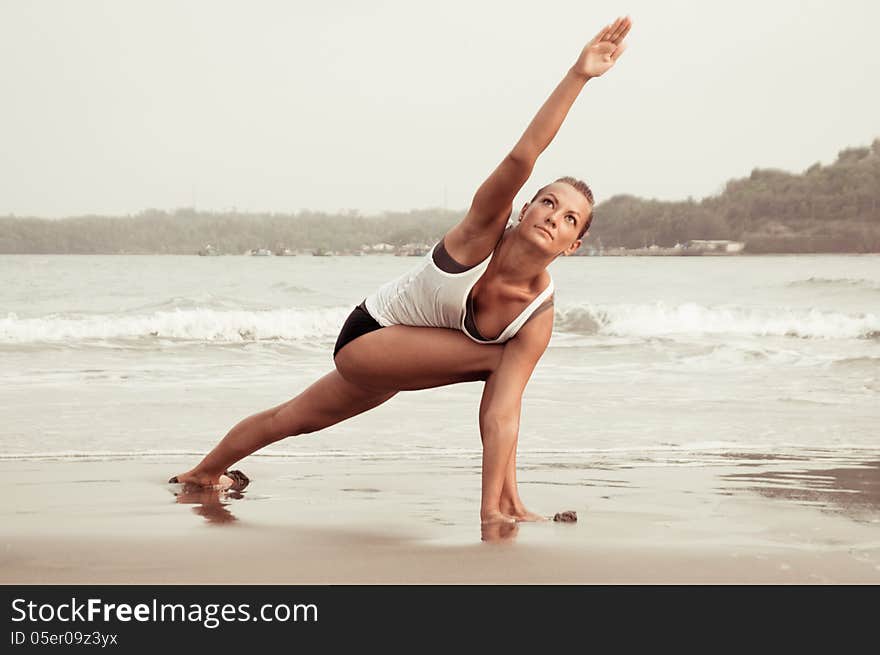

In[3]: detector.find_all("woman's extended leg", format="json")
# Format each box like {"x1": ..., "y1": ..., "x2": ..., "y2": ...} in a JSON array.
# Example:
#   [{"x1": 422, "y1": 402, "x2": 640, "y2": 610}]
[
  {"x1": 172, "y1": 370, "x2": 398, "y2": 487},
  {"x1": 172, "y1": 325, "x2": 505, "y2": 487}
]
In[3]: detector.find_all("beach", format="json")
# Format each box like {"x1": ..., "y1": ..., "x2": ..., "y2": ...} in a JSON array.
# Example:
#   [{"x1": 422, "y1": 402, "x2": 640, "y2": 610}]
[
  {"x1": 1, "y1": 253, "x2": 878, "y2": 584},
  {"x1": 2, "y1": 451, "x2": 878, "y2": 584}
]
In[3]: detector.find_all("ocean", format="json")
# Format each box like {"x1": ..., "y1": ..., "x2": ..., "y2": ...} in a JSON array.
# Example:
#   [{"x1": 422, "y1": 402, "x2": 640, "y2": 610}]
[{"x1": 1, "y1": 253, "x2": 878, "y2": 471}]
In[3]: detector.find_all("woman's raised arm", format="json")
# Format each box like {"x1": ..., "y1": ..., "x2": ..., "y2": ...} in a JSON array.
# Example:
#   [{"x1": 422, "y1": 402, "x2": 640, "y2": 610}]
[{"x1": 454, "y1": 17, "x2": 632, "y2": 248}]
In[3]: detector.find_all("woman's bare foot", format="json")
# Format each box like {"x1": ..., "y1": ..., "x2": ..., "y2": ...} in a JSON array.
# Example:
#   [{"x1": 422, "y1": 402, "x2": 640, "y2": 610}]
[
  {"x1": 513, "y1": 509, "x2": 548, "y2": 522},
  {"x1": 168, "y1": 469, "x2": 249, "y2": 491},
  {"x1": 168, "y1": 470, "x2": 231, "y2": 489},
  {"x1": 500, "y1": 500, "x2": 548, "y2": 522},
  {"x1": 480, "y1": 509, "x2": 517, "y2": 524}
]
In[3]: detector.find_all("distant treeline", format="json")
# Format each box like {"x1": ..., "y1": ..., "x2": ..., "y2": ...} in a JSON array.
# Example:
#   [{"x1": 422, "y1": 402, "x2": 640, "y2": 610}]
[
  {"x1": 596, "y1": 139, "x2": 880, "y2": 253},
  {"x1": 2, "y1": 139, "x2": 879, "y2": 254},
  {"x1": 0, "y1": 208, "x2": 458, "y2": 256}
]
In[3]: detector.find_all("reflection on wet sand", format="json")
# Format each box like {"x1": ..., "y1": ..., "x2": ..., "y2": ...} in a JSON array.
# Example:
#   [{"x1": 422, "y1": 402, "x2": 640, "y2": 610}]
[
  {"x1": 480, "y1": 521, "x2": 519, "y2": 543},
  {"x1": 722, "y1": 459, "x2": 880, "y2": 522},
  {"x1": 172, "y1": 485, "x2": 245, "y2": 524}
]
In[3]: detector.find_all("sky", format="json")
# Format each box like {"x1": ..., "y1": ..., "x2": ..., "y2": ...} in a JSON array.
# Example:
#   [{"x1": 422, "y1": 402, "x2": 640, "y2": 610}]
[{"x1": 1, "y1": 0, "x2": 878, "y2": 218}]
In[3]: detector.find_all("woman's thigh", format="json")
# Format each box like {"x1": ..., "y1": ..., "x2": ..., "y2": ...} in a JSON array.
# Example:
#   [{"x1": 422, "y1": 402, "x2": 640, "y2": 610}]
[{"x1": 334, "y1": 325, "x2": 505, "y2": 392}]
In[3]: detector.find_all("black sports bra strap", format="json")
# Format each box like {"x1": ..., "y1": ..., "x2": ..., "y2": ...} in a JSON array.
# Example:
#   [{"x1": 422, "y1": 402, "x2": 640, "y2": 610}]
[
  {"x1": 431, "y1": 239, "x2": 477, "y2": 273},
  {"x1": 433, "y1": 224, "x2": 513, "y2": 274}
]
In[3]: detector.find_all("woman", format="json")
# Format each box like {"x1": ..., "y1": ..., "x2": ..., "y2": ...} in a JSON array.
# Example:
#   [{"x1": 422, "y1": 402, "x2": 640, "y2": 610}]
[{"x1": 170, "y1": 17, "x2": 632, "y2": 525}]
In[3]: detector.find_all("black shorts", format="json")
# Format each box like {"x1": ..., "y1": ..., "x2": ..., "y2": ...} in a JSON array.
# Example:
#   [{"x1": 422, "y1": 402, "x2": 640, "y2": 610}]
[{"x1": 333, "y1": 299, "x2": 384, "y2": 359}]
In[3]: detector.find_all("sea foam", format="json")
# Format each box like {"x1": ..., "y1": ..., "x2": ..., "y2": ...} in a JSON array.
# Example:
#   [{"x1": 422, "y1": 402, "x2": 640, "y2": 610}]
[
  {"x1": 2, "y1": 301, "x2": 878, "y2": 344},
  {"x1": 0, "y1": 306, "x2": 351, "y2": 344},
  {"x1": 555, "y1": 302, "x2": 880, "y2": 340}
]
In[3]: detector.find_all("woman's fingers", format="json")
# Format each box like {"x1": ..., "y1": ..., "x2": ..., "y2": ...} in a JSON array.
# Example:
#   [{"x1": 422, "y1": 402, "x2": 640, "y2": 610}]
[
  {"x1": 609, "y1": 16, "x2": 631, "y2": 43},
  {"x1": 610, "y1": 41, "x2": 628, "y2": 62},
  {"x1": 605, "y1": 17, "x2": 622, "y2": 41},
  {"x1": 589, "y1": 16, "x2": 632, "y2": 49},
  {"x1": 617, "y1": 17, "x2": 632, "y2": 42},
  {"x1": 590, "y1": 23, "x2": 611, "y2": 45}
]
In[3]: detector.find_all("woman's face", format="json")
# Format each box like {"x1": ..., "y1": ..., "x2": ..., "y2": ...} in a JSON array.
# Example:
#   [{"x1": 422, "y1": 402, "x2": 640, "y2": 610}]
[{"x1": 517, "y1": 182, "x2": 591, "y2": 257}]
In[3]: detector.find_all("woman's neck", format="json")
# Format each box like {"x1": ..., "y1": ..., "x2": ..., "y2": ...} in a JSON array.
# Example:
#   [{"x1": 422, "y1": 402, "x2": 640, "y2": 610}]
[{"x1": 485, "y1": 227, "x2": 554, "y2": 290}]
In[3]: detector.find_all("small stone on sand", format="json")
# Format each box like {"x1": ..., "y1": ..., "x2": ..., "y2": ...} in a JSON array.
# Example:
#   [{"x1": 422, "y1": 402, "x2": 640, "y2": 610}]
[{"x1": 553, "y1": 511, "x2": 577, "y2": 523}]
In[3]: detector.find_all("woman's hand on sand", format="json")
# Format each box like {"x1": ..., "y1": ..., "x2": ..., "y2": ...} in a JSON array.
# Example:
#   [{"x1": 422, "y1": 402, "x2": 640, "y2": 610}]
[{"x1": 572, "y1": 16, "x2": 632, "y2": 79}]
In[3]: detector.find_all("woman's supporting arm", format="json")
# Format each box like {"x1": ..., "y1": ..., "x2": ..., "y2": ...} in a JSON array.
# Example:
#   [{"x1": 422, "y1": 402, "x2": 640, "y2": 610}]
[{"x1": 477, "y1": 308, "x2": 553, "y2": 522}]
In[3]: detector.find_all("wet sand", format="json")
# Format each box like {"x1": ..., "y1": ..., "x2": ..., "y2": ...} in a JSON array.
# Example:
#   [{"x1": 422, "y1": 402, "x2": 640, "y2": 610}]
[{"x1": 2, "y1": 452, "x2": 879, "y2": 584}]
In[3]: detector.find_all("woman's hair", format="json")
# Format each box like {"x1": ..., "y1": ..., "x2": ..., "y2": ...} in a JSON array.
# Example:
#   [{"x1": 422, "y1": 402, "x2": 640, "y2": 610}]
[{"x1": 530, "y1": 176, "x2": 594, "y2": 238}]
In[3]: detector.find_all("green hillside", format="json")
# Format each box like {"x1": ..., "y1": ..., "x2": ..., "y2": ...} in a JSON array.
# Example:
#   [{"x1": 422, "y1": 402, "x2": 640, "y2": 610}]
[{"x1": 595, "y1": 139, "x2": 880, "y2": 253}]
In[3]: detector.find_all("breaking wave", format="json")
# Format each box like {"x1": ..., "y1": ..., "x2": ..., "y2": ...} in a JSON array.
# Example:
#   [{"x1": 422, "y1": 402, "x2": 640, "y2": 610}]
[
  {"x1": 2, "y1": 301, "x2": 878, "y2": 345},
  {"x1": 554, "y1": 302, "x2": 880, "y2": 340},
  {"x1": 0, "y1": 306, "x2": 351, "y2": 344}
]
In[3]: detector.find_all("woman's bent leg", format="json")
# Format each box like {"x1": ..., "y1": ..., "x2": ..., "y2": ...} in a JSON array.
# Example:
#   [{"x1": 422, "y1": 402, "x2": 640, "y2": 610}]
[
  {"x1": 334, "y1": 325, "x2": 504, "y2": 391},
  {"x1": 174, "y1": 325, "x2": 505, "y2": 487}
]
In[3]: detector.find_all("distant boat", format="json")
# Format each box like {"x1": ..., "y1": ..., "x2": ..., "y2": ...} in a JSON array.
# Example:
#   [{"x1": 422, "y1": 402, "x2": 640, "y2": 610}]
[
  {"x1": 198, "y1": 244, "x2": 220, "y2": 256},
  {"x1": 249, "y1": 248, "x2": 273, "y2": 256},
  {"x1": 275, "y1": 248, "x2": 295, "y2": 256}
]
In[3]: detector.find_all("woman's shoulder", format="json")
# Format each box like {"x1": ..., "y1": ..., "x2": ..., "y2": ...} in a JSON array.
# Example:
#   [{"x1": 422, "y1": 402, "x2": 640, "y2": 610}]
[{"x1": 441, "y1": 217, "x2": 512, "y2": 269}]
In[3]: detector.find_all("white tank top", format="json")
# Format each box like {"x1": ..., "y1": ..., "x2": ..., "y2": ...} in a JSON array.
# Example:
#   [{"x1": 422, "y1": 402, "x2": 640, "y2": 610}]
[{"x1": 364, "y1": 237, "x2": 555, "y2": 344}]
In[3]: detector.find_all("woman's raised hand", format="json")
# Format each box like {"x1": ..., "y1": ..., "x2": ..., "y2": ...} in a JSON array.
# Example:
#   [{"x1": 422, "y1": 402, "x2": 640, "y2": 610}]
[{"x1": 572, "y1": 16, "x2": 632, "y2": 79}]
